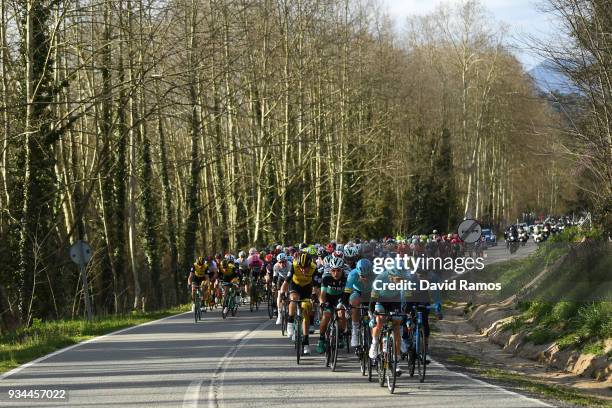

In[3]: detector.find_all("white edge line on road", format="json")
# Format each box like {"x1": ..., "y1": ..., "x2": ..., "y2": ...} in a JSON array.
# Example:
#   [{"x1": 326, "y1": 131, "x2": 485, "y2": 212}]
[
  {"x1": 205, "y1": 319, "x2": 273, "y2": 408},
  {"x1": 0, "y1": 311, "x2": 190, "y2": 381},
  {"x1": 432, "y1": 358, "x2": 555, "y2": 407}
]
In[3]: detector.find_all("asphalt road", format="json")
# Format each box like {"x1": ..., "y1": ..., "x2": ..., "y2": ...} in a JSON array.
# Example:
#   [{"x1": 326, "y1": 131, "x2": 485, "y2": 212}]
[{"x1": 0, "y1": 241, "x2": 551, "y2": 408}]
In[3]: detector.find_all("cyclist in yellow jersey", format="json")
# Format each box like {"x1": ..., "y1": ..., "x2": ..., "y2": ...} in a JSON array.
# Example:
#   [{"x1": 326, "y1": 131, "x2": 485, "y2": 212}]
[
  {"x1": 286, "y1": 252, "x2": 317, "y2": 355},
  {"x1": 188, "y1": 256, "x2": 210, "y2": 312}
]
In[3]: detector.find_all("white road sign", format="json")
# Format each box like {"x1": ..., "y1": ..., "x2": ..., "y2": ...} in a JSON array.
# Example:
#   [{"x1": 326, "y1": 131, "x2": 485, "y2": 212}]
[
  {"x1": 458, "y1": 219, "x2": 482, "y2": 244},
  {"x1": 70, "y1": 240, "x2": 92, "y2": 265}
]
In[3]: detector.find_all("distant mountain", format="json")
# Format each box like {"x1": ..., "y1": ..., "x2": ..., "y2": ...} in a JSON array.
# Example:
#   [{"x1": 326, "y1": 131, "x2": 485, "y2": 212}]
[{"x1": 528, "y1": 60, "x2": 579, "y2": 94}]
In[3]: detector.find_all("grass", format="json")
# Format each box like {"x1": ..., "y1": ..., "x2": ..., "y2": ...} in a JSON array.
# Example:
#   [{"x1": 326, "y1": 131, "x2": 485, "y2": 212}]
[
  {"x1": 447, "y1": 354, "x2": 480, "y2": 367},
  {"x1": 442, "y1": 353, "x2": 611, "y2": 407},
  {"x1": 482, "y1": 369, "x2": 612, "y2": 408},
  {"x1": 0, "y1": 304, "x2": 190, "y2": 374}
]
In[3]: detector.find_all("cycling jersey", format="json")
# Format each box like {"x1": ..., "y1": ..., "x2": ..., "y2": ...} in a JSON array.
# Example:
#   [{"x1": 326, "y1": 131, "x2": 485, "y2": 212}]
[
  {"x1": 192, "y1": 262, "x2": 209, "y2": 278},
  {"x1": 321, "y1": 272, "x2": 347, "y2": 297},
  {"x1": 273, "y1": 262, "x2": 290, "y2": 279},
  {"x1": 220, "y1": 262, "x2": 240, "y2": 282},
  {"x1": 344, "y1": 268, "x2": 375, "y2": 299},
  {"x1": 288, "y1": 260, "x2": 317, "y2": 286}
]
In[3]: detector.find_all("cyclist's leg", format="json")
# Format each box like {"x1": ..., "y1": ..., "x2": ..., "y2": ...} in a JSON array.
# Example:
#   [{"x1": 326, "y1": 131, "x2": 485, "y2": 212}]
[{"x1": 349, "y1": 292, "x2": 361, "y2": 346}]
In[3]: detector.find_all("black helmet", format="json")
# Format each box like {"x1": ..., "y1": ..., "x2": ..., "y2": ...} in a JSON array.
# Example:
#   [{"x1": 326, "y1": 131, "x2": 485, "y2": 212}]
[{"x1": 297, "y1": 252, "x2": 310, "y2": 268}]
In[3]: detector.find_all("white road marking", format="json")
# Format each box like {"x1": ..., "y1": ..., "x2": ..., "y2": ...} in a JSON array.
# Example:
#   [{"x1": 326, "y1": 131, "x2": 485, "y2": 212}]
[
  {"x1": 183, "y1": 379, "x2": 205, "y2": 408},
  {"x1": 0, "y1": 312, "x2": 190, "y2": 381},
  {"x1": 207, "y1": 319, "x2": 273, "y2": 408}
]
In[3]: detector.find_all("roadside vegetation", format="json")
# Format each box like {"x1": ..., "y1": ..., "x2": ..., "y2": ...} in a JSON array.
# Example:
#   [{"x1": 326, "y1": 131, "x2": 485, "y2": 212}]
[
  {"x1": 0, "y1": 305, "x2": 189, "y2": 374},
  {"x1": 443, "y1": 353, "x2": 611, "y2": 407},
  {"x1": 479, "y1": 228, "x2": 611, "y2": 356}
]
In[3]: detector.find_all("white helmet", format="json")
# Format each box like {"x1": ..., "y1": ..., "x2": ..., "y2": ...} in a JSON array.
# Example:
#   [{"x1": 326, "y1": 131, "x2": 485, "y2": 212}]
[
  {"x1": 249, "y1": 247, "x2": 257, "y2": 256},
  {"x1": 344, "y1": 246, "x2": 359, "y2": 258},
  {"x1": 329, "y1": 257, "x2": 344, "y2": 269}
]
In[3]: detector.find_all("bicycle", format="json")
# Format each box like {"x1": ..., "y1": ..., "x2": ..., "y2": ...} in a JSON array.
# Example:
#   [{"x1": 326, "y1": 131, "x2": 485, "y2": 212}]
[
  {"x1": 406, "y1": 304, "x2": 437, "y2": 383},
  {"x1": 352, "y1": 305, "x2": 372, "y2": 379},
  {"x1": 192, "y1": 284, "x2": 202, "y2": 323},
  {"x1": 221, "y1": 282, "x2": 239, "y2": 319},
  {"x1": 249, "y1": 275, "x2": 260, "y2": 312},
  {"x1": 373, "y1": 311, "x2": 406, "y2": 394},
  {"x1": 266, "y1": 280, "x2": 275, "y2": 319},
  {"x1": 279, "y1": 292, "x2": 289, "y2": 336},
  {"x1": 289, "y1": 298, "x2": 311, "y2": 364}
]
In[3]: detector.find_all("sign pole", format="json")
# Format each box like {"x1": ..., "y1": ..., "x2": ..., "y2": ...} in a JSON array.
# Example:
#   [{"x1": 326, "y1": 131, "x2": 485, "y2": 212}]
[{"x1": 70, "y1": 241, "x2": 93, "y2": 321}]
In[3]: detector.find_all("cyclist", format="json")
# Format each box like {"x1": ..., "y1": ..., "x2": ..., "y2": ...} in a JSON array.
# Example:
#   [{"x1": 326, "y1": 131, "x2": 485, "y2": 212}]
[
  {"x1": 188, "y1": 256, "x2": 210, "y2": 312},
  {"x1": 345, "y1": 258, "x2": 375, "y2": 347},
  {"x1": 247, "y1": 250, "x2": 264, "y2": 304},
  {"x1": 402, "y1": 267, "x2": 443, "y2": 357},
  {"x1": 316, "y1": 257, "x2": 349, "y2": 353},
  {"x1": 286, "y1": 252, "x2": 317, "y2": 355},
  {"x1": 274, "y1": 253, "x2": 291, "y2": 325},
  {"x1": 368, "y1": 265, "x2": 410, "y2": 377},
  {"x1": 219, "y1": 257, "x2": 242, "y2": 315}
]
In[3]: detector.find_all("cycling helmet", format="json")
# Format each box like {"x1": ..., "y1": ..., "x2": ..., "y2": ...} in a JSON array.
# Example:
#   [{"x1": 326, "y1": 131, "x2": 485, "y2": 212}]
[
  {"x1": 265, "y1": 254, "x2": 273, "y2": 263},
  {"x1": 297, "y1": 252, "x2": 311, "y2": 268},
  {"x1": 317, "y1": 247, "x2": 327, "y2": 258},
  {"x1": 238, "y1": 250, "x2": 246, "y2": 258},
  {"x1": 344, "y1": 245, "x2": 359, "y2": 258},
  {"x1": 336, "y1": 244, "x2": 344, "y2": 253},
  {"x1": 249, "y1": 247, "x2": 257, "y2": 256},
  {"x1": 356, "y1": 259, "x2": 373, "y2": 276},
  {"x1": 286, "y1": 255, "x2": 293, "y2": 263},
  {"x1": 433, "y1": 229, "x2": 438, "y2": 235},
  {"x1": 226, "y1": 254, "x2": 235, "y2": 262},
  {"x1": 277, "y1": 253, "x2": 287, "y2": 262},
  {"x1": 299, "y1": 243, "x2": 308, "y2": 250},
  {"x1": 323, "y1": 254, "x2": 333, "y2": 266},
  {"x1": 329, "y1": 257, "x2": 344, "y2": 269},
  {"x1": 196, "y1": 256, "x2": 204, "y2": 265},
  {"x1": 332, "y1": 250, "x2": 344, "y2": 258},
  {"x1": 307, "y1": 245, "x2": 317, "y2": 256},
  {"x1": 221, "y1": 259, "x2": 229, "y2": 268},
  {"x1": 326, "y1": 243, "x2": 334, "y2": 253},
  {"x1": 215, "y1": 253, "x2": 222, "y2": 260}
]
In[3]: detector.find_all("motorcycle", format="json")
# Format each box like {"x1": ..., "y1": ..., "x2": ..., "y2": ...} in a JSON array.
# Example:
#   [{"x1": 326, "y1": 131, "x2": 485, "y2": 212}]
[
  {"x1": 533, "y1": 227, "x2": 547, "y2": 243},
  {"x1": 518, "y1": 229, "x2": 529, "y2": 246},
  {"x1": 507, "y1": 233, "x2": 520, "y2": 254}
]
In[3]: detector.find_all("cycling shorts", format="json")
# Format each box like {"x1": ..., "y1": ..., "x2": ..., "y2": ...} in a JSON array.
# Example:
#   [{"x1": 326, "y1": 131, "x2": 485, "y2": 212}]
[
  {"x1": 288, "y1": 281, "x2": 312, "y2": 300},
  {"x1": 375, "y1": 302, "x2": 403, "y2": 321}
]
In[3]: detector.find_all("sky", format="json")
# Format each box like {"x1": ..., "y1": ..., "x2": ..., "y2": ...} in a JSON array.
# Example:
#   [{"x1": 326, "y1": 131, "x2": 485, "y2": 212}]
[{"x1": 381, "y1": 0, "x2": 561, "y2": 70}]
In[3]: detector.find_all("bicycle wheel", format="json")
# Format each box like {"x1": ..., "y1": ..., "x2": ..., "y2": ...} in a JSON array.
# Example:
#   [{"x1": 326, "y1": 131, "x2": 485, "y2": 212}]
[
  {"x1": 360, "y1": 325, "x2": 370, "y2": 376},
  {"x1": 408, "y1": 329, "x2": 416, "y2": 377},
  {"x1": 325, "y1": 326, "x2": 332, "y2": 368},
  {"x1": 331, "y1": 319, "x2": 339, "y2": 371},
  {"x1": 221, "y1": 295, "x2": 229, "y2": 320},
  {"x1": 296, "y1": 317, "x2": 302, "y2": 364},
  {"x1": 231, "y1": 295, "x2": 238, "y2": 316},
  {"x1": 249, "y1": 283, "x2": 255, "y2": 312},
  {"x1": 281, "y1": 305, "x2": 287, "y2": 336},
  {"x1": 377, "y1": 339, "x2": 386, "y2": 387},
  {"x1": 386, "y1": 334, "x2": 397, "y2": 394},
  {"x1": 418, "y1": 327, "x2": 427, "y2": 383},
  {"x1": 267, "y1": 290, "x2": 274, "y2": 319}
]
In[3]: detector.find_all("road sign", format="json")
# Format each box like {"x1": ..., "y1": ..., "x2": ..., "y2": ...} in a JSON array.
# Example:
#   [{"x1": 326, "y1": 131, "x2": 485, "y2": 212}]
[
  {"x1": 458, "y1": 219, "x2": 482, "y2": 244},
  {"x1": 70, "y1": 241, "x2": 92, "y2": 265},
  {"x1": 70, "y1": 240, "x2": 93, "y2": 321}
]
